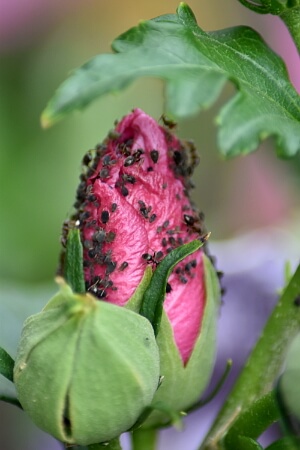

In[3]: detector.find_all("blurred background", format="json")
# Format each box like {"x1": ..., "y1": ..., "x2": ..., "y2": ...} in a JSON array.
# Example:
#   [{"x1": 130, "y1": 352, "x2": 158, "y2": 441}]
[{"x1": 0, "y1": 0, "x2": 299, "y2": 449}]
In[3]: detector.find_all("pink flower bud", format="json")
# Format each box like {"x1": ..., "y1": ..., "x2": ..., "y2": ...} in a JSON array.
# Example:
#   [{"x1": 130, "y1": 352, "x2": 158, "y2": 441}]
[{"x1": 66, "y1": 109, "x2": 207, "y2": 364}]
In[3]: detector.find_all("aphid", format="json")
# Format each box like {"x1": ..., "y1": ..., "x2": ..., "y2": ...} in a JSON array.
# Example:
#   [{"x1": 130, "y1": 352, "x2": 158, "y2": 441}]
[
  {"x1": 88, "y1": 248, "x2": 97, "y2": 259},
  {"x1": 184, "y1": 214, "x2": 195, "y2": 226},
  {"x1": 83, "y1": 240, "x2": 93, "y2": 250},
  {"x1": 173, "y1": 151, "x2": 183, "y2": 165},
  {"x1": 156, "y1": 226, "x2": 163, "y2": 234},
  {"x1": 149, "y1": 214, "x2": 157, "y2": 223},
  {"x1": 142, "y1": 251, "x2": 163, "y2": 266},
  {"x1": 147, "y1": 167, "x2": 154, "y2": 172},
  {"x1": 142, "y1": 253, "x2": 153, "y2": 262},
  {"x1": 121, "y1": 185, "x2": 129, "y2": 197},
  {"x1": 166, "y1": 282, "x2": 172, "y2": 293},
  {"x1": 186, "y1": 139, "x2": 200, "y2": 171},
  {"x1": 161, "y1": 114, "x2": 177, "y2": 129},
  {"x1": 168, "y1": 237, "x2": 176, "y2": 246},
  {"x1": 180, "y1": 275, "x2": 188, "y2": 284},
  {"x1": 106, "y1": 261, "x2": 117, "y2": 275},
  {"x1": 133, "y1": 149, "x2": 144, "y2": 163},
  {"x1": 150, "y1": 150, "x2": 159, "y2": 163},
  {"x1": 155, "y1": 251, "x2": 164, "y2": 260},
  {"x1": 99, "y1": 168, "x2": 110, "y2": 179},
  {"x1": 108, "y1": 130, "x2": 121, "y2": 140},
  {"x1": 122, "y1": 174, "x2": 136, "y2": 184},
  {"x1": 103, "y1": 250, "x2": 112, "y2": 264},
  {"x1": 102, "y1": 155, "x2": 111, "y2": 166},
  {"x1": 119, "y1": 261, "x2": 129, "y2": 271},
  {"x1": 111, "y1": 203, "x2": 117, "y2": 212},
  {"x1": 79, "y1": 211, "x2": 91, "y2": 221},
  {"x1": 82, "y1": 150, "x2": 93, "y2": 167},
  {"x1": 87, "y1": 194, "x2": 97, "y2": 203},
  {"x1": 105, "y1": 231, "x2": 116, "y2": 243},
  {"x1": 163, "y1": 220, "x2": 169, "y2": 228},
  {"x1": 101, "y1": 210, "x2": 110, "y2": 224},
  {"x1": 76, "y1": 181, "x2": 87, "y2": 201},
  {"x1": 162, "y1": 183, "x2": 167, "y2": 189},
  {"x1": 124, "y1": 155, "x2": 135, "y2": 167},
  {"x1": 161, "y1": 237, "x2": 167, "y2": 247},
  {"x1": 93, "y1": 229, "x2": 106, "y2": 243}
]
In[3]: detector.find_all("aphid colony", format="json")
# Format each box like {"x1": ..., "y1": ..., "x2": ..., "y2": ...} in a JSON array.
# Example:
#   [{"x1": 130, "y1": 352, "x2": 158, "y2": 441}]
[{"x1": 59, "y1": 117, "x2": 205, "y2": 300}]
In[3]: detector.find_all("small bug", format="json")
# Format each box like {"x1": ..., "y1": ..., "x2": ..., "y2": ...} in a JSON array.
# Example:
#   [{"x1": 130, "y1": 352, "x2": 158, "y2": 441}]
[
  {"x1": 101, "y1": 210, "x2": 110, "y2": 224},
  {"x1": 160, "y1": 114, "x2": 177, "y2": 129},
  {"x1": 119, "y1": 261, "x2": 129, "y2": 271},
  {"x1": 150, "y1": 150, "x2": 159, "y2": 163}
]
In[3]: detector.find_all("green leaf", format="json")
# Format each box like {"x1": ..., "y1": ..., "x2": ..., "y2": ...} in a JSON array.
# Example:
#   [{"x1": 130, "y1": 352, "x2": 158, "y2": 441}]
[
  {"x1": 41, "y1": 3, "x2": 300, "y2": 158},
  {"x1": 65, "y1": 228, "x2": 85, "y2": 294},
  {"x1": 139, "y1": 239, "x2": 204, "y2": 336},
  {"x1": 0, "y1": 347, "x2": 14, "y2": 382}
]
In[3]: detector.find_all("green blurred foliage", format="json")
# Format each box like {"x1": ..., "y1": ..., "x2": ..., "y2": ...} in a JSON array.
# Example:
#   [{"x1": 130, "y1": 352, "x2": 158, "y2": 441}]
[{"x1": 0, "y1": 0, "x2": 298, "y2": 285}]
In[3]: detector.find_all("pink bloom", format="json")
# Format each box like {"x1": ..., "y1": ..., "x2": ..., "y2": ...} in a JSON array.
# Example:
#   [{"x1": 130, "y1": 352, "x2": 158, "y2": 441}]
[{"x1": 70, "y1": 109, "x2": 206, "y2": 364}]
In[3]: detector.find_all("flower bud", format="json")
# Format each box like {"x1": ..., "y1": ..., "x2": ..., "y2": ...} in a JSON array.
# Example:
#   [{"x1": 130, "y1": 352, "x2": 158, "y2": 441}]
[
  {"x1": 59, "y1": 108, "x2": 221, "y2": 425},
  {"x1": 13, "y1": 280, "x2": 160, "y2": 445}
]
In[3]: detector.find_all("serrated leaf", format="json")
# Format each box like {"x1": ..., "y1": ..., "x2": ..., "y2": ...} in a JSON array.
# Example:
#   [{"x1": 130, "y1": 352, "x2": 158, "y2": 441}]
[{"x1": 42, "y1": 3, "x2": 300, "y2": 158}]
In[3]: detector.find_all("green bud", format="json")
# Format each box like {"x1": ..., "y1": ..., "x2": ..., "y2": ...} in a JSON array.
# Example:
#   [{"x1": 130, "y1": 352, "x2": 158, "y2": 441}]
[
  {"x1": 127, "y1": 254, "x2": 220, "y2": 426},
  {"x1": 13, "y1": 279, "x2": 160, "y2": 445}
]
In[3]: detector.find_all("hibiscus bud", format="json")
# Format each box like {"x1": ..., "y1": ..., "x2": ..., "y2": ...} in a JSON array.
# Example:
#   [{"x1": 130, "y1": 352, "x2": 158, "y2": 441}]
[
  {"x1": 13, "y1": 280, "x2": 160, "y2": 445},
  {"x1": 60, "y1": 108, "x2": 221, "y2": 424}
]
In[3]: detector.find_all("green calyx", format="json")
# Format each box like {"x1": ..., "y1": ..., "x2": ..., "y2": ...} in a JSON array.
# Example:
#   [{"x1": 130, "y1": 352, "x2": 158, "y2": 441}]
[
  {"x1": 13, "y1": 280, "x2": 160, "y2": 446},
  {"x1": 127, "y1": 254, "x2": 221, "y2": 427}
]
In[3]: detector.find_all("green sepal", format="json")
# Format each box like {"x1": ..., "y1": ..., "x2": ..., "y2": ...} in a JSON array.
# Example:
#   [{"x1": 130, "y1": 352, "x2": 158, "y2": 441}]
[
  {"x1": 65, "y1": 228, "x2": 85, "y2": 294},
  {"x1": 14, "y1": 280, "x2": 160, "y2": 445},
  {"x1": 0, "y1": 347, "x2": 15, "y2": 382},
  {"x1": 140, "y1": 239, "x2": 204, "y2": 336},
  {"x1": 128, "y1": 254, "x2": 220, "y2": 426},
  {"x1": 0, "y1": 346, "x2": 21, "y2": 407}
]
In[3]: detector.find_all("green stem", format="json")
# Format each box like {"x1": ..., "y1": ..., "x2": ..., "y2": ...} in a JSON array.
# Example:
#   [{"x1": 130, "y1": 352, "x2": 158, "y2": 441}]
[
  {"x1": 280, "y1": 6, "x2": 300, "y2": 54},
  {"x1": 200, "y1": 263, "x2": 300, "y2": 450},
  {"x1": 65, "y1": 438, "x2": 122, "y2": 450},
  {"x1": 131, "y1": 428, "x2": 158, "y2": 450},
  {"x1": 225, "y1": 391, "x2": 280, "y2": 449}
]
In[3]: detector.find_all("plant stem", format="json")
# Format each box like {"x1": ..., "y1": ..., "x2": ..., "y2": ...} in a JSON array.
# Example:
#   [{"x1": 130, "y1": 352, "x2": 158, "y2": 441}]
[
  {"x1": 65, "y1": 438, "x2": 122, "y2": 450},
  {"x1": 224, "y1": 391, "x2": 279, "y2": 449},
  {"x1": 280, "y1": 6, "x2": 300, "y2": 54},
  {"x1": 199, "y1": 263, "x2": 300, "y2": 450},
  {"x1": 131, "y1": 428, "x2": 158, "y2": 450}
]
